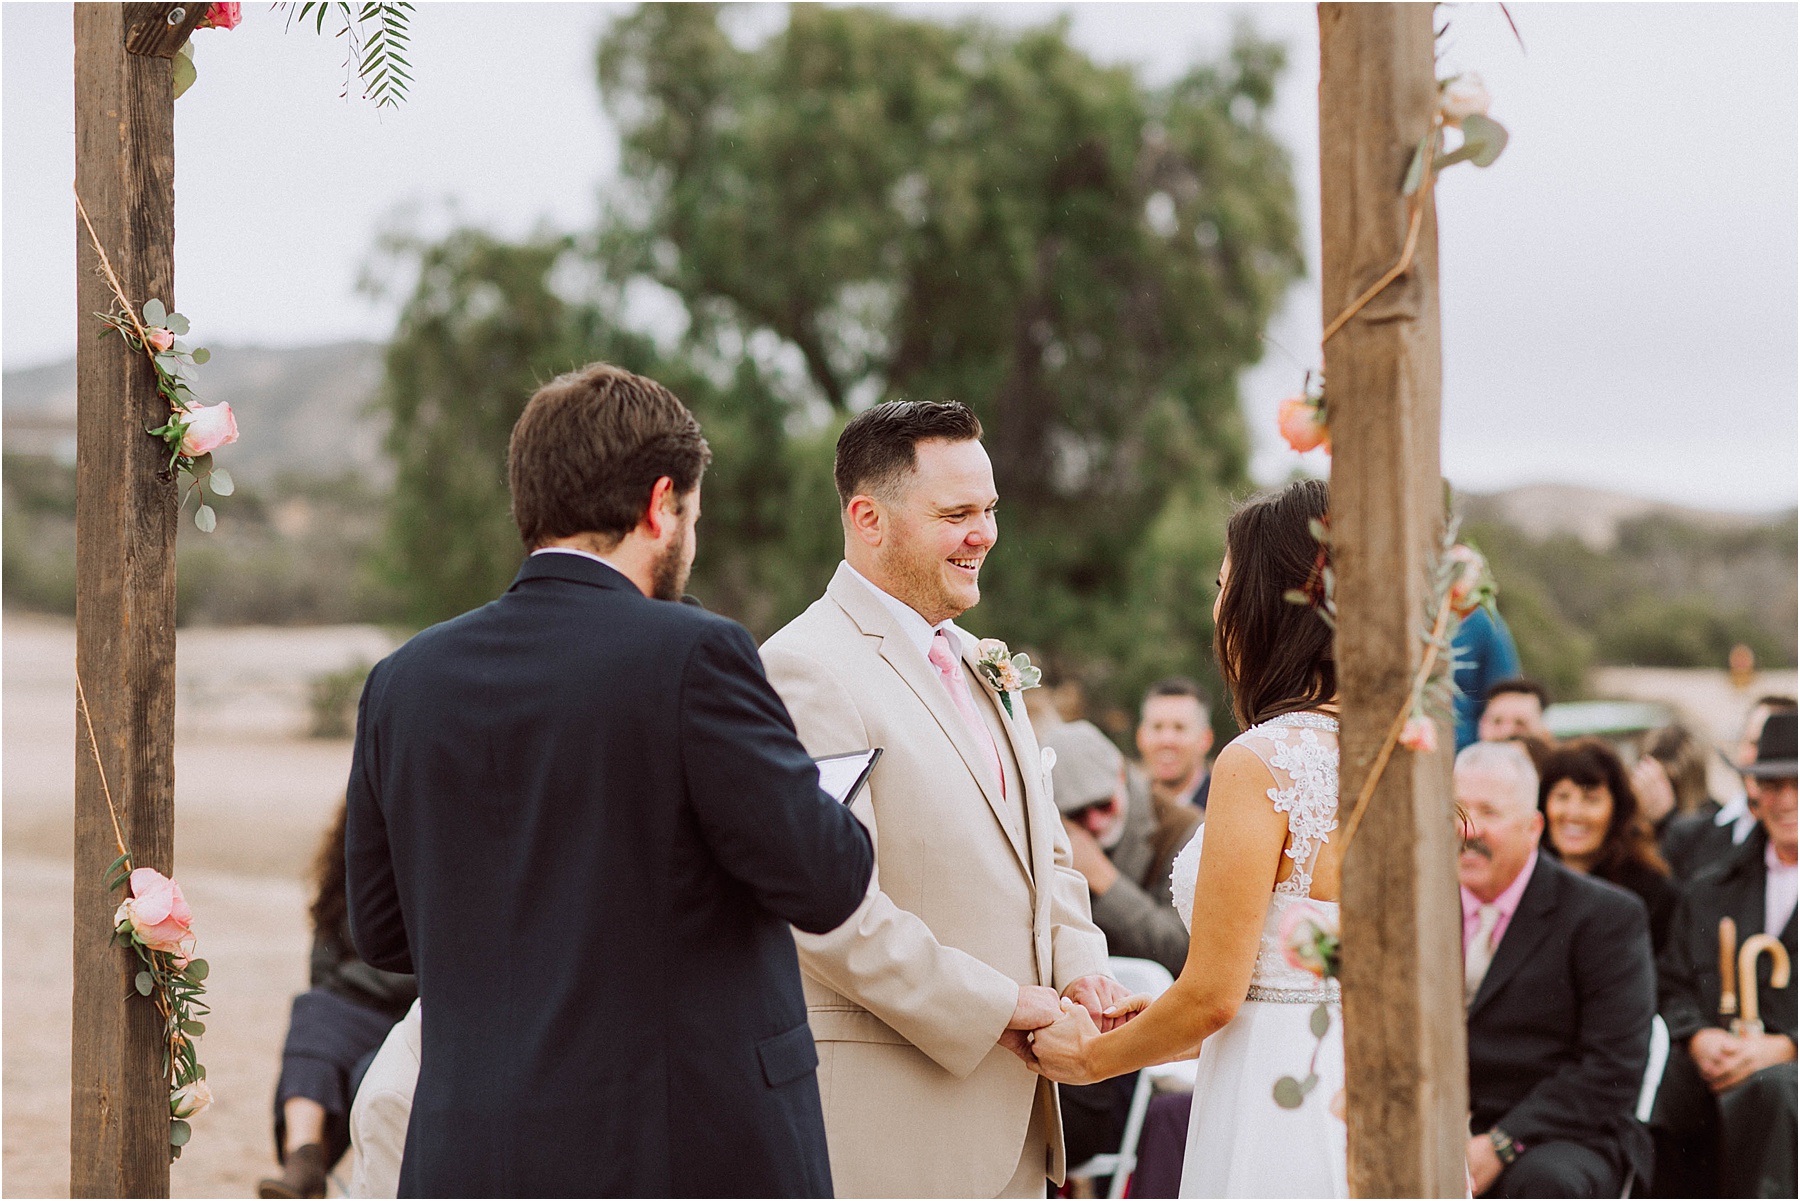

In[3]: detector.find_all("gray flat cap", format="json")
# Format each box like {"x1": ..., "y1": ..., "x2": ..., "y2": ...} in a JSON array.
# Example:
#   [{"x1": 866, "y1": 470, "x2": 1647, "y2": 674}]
[{"x1": 1042, "y1": 720, "x2": 1125, "y2": 814}]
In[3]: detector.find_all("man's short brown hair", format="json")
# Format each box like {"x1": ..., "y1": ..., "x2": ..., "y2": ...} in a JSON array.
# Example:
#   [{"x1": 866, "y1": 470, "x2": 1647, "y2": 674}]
[
  {"x1": 507, "y1": 363, "x2": 711, "y2": 549},
  {"x1": 833, "y1": 400, "x2": 983, "y2": 508}
]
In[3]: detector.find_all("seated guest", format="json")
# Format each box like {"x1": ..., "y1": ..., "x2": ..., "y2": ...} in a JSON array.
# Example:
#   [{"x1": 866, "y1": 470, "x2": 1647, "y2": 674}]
[
  {"x1": 1538, "y1": 738, "x2": 1680, "y2": 951},
  {"x1": 1635, "y1": 723, "x2": 1720, "y2": 878},
  {"x1": 1456, "y1": 741, "x2": 1655, "y2": 1198},
  {"x1": 1049, "y1": 719, "x2": 1198, "y2": 978},
  {"x1": 1045, "y1": 720, "x2": 1198, "y2": 1183},
  {"x1": 1454, "y1": 607, "x2": 1523, "y2": 750},
  {"x1": 1135, "y1": 678, "x2": 1214, "y2": 813},
  {"x1": 1478, "y1": 677, "x2": 1551, "y2": 745},
  {"x1": 1664, "y1": 696, "x2": 1797, "y2": 883},
  {"x1": 1650, "y1": 712, "x2": 1797, "y2": 1200},
  {"x1": 259, "y1": 804, "x2": 417, "y2": 1199}
]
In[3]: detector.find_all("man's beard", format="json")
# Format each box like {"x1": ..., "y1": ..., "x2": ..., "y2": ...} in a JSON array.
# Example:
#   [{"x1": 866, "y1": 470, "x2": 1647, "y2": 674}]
[
  {"x1": 877, "y1": 542, "x2": 971, "y2": 624},
  {"x1": 650, "y1": 524, "x2": 691, "y2": 602}
]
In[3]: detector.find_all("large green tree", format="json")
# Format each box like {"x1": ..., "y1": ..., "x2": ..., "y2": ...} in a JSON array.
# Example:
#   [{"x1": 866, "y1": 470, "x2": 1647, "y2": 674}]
[{"x1": 594, "y1": 4, "x2": 1303, "y2": 716}]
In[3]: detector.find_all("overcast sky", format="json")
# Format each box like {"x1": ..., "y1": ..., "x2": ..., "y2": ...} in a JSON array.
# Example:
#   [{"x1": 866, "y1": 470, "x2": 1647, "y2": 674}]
[{"x1": 4, "y1": 2, "x2": 1795, "y2": 511}]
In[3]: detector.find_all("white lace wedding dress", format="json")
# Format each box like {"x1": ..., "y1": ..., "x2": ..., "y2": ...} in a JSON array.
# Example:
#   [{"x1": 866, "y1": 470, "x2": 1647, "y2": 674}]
[{"x1": 1167, "y1": 711, "x2": 1348, "y2": 1198}]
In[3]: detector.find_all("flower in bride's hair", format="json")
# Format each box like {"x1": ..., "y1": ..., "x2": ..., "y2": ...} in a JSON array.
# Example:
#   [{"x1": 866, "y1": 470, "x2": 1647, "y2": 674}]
[
  {"x1": 1277, "y1": 393, "x2": 1329, "y2": 454},
  {"x1": 1277, "y1": 901, "x2": 1340, "y2": 980},
  {"x1": 1398, "y1": 714, "x2": 1438, "y2": 754}
]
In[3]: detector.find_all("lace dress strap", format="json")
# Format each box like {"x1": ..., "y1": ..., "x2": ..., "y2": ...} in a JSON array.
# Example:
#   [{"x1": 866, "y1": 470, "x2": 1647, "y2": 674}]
[{"x1": 1234, "y1": 712, "x2": 1340, "y2": 898}]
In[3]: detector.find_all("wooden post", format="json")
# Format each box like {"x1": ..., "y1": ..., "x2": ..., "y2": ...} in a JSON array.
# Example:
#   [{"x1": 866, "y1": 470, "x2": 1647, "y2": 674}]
[
  {"x1": 1319, "y1": 5, "x2": 1469, "y2": 1197},
  {"x1": 71, "y1": 4, "x2": 204, "y2": 1195}
]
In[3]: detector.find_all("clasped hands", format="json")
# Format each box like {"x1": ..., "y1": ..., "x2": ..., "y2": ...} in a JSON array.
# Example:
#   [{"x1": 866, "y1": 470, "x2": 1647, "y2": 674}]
[
  {"x1": 1688, "y1": 1026, "x2": 1797, "y2": 1093},
  {"x1": 998, "y1": 976, "x2": 1150, "y2": 1085}
]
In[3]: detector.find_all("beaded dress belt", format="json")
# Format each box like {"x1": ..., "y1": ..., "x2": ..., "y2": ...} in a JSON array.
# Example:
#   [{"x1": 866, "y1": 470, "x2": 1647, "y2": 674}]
[{"x1": 1246, "y1": 981, "x2": 1341, "y2": 1004}]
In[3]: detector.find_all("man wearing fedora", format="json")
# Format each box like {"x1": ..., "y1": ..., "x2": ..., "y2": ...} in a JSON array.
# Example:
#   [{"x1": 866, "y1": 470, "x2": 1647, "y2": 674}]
[{"x1": 1651, "y1": 711, "x2": 1797, "y2": 1198}]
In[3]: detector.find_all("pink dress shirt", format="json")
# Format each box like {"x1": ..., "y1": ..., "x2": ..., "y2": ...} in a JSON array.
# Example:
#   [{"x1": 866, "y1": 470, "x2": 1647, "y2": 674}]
[{"x1": 1462, "y1": 848, "x2": 1539, "y2": 953}]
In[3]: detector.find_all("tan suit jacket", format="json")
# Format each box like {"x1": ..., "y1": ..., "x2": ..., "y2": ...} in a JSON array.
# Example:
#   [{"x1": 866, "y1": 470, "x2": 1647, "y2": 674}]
[{"x1": 762, "y1": 565, "x2": 1111, "y2": 1197}]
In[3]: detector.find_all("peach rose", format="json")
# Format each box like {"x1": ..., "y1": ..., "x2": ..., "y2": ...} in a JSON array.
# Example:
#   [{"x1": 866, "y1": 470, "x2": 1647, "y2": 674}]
[
  {"x1": 1440, "y1": 73, "x2": 1490, "y2": 127},
  {"x1": 116, "y1": 867, "x2": 195, "y2": 959},
  {"x1": 179, "y1": 402, "x2": 238, "y2": 457},
  {"x1": 145, "y1": 327, "x2": 176, "y2": 352},
  {"x1": 1277, "y1": 395, "x2": 1329, "y2": 454},
  {"x1": 171, "y1": 1079, "x2": 213, "y2": 1119},
  {"x1": 1398, "y1": 715, "x2": 1438, "y2": 754}
]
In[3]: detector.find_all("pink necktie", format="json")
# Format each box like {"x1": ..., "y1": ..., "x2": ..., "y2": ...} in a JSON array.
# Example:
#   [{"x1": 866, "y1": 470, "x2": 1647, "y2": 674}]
[{"x1": 929, "y1": 629, "x2": 1006, "y2": 796}]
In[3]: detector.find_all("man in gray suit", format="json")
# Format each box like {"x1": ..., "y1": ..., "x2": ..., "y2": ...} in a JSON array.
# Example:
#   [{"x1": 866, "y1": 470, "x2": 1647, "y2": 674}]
[{"x1": 1047, "y1": 720, "x2": 1197, "y2": 978}]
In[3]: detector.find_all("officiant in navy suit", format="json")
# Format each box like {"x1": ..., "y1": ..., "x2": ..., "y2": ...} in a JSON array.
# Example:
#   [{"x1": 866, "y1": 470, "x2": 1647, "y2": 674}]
[{"x1": 345, "y1": 363, "x2": 874, "y2": 1197}]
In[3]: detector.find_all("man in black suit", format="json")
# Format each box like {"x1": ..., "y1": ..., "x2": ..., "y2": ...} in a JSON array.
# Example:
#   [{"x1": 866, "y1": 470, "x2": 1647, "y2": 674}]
[
  {"x1": 346, "y1": 363, "x2": 875, "y2": 1197},
  {"x1": 1650, "y1": 712, "x2": 1797, "y2": 1199},
  {"x1": 1455, "y1": 741, "x2": 1655, "y2": 1198}
]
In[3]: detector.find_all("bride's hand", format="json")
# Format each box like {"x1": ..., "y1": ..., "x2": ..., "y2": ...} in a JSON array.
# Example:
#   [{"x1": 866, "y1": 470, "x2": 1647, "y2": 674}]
[
  {"x1": 1028, "y1": 999, "x2": 1104, "y2": 1085},
  {"x1": 1101, "y1": 993, "x2": 1152, "y2": 1028}
]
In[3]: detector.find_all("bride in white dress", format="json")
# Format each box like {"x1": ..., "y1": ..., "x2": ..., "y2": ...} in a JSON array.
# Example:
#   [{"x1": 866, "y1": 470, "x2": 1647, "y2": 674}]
[{"x1": 1030, "y1": 479, "x2": 1347, "y2": 1198}]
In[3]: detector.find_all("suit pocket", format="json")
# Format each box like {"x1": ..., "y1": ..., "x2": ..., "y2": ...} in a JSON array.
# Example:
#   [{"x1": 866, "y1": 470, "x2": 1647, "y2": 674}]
[{"x1": 756, "y1": 1022, "x2": 820, "y2": 1088}]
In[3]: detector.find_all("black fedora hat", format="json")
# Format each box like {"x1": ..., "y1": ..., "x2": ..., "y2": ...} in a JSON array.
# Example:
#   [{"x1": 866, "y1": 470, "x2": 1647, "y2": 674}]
[{"x1": 1743, "y1": 711, "x2": 1797, "y2": 779}]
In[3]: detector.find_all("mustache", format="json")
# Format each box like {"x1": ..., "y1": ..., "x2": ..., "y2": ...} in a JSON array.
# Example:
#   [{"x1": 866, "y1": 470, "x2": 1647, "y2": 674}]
[{"x1": 1460, "y1": 837, "x2": 1493, "y2": 860}]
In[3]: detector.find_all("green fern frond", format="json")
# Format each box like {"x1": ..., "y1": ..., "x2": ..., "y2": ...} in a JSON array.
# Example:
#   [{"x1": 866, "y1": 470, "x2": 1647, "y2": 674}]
[{"x1": 288, "y1": 1, "x2": 415, "y2": 108}]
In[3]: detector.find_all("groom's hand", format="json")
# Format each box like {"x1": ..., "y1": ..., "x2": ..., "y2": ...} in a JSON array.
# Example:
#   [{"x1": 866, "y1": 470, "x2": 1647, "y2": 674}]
[
  {"x1": 1062, "y1": 975, "x2": 1135, "y2": 1032},
  {"x1": 999, "y1": 985, "x2": 1062, "y2": 1067}
]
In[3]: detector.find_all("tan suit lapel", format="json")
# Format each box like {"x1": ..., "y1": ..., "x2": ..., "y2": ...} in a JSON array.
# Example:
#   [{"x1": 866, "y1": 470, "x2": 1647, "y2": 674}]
[
  {"x1": 826, "y1": 566, "x2": 1032, "y2": 878},
  {"x1": 962, "y1": 641, "x2": 1054, "y2": 889}
]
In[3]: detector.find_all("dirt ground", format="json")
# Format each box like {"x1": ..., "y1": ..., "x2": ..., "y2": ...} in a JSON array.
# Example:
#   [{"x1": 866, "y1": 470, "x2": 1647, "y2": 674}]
[{"x1": 3, "y1": 613, "x2": 398, "y2": 1198}]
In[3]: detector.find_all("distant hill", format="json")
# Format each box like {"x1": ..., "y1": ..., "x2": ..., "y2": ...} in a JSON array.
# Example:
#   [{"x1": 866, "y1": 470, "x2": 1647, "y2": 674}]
[
  {"x1": 2, "y1": 342, "x2": 388, "y2": 486},
  {"x1": 1461, "y1": 483, "x2": 1783, "y2": 552}
]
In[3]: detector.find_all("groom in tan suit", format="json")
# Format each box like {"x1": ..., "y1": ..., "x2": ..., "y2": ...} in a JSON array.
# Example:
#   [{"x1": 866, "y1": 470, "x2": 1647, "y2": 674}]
[{"x1": 762, "y1": 401, "x2": 1126, "y2": 1198}]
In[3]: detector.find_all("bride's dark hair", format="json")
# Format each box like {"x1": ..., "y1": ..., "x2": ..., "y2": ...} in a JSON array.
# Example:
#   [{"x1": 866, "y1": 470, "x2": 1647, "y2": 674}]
[{"x1": 1214, "y1": 479, "x2": 1336, "y2": 728}]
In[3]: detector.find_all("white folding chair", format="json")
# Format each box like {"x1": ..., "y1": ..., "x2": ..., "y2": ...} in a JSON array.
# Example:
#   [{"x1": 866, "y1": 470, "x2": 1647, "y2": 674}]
[
  {"x1": 1065, "y1": 957, "x2": 1190, "y2": 1199},
  {"x1": 1620, "y1": 1014, "x2": 1671, "y2": 1198}
]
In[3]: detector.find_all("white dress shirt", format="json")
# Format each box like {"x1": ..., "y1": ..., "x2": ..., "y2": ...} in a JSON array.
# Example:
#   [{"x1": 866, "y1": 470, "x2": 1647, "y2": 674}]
[
  {"x1": 842, "y1": 561, "x2": 971, "y2": 661},
  {"x1": 1766, "y1": 841, "x2": 1798, "y2": 937}
]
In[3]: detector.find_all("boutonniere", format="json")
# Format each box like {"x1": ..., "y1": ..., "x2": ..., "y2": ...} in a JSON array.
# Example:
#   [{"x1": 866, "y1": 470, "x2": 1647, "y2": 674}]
[{"x1": 974, "y1": 639, "x2": 1042, "y2": 718}]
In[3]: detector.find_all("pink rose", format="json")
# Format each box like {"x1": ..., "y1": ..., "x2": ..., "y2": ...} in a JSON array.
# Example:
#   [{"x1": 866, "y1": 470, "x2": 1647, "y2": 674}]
[
  {"x1": 1277, "y1": 395, "x2": 1329, "y2": 454},
  {"x1": 117, "y1": 867, "x2": 195, "y2": 958},
  {"x1": 145, "y1": 327, "x2": 176, "y2": 352},
  {"x1": 1439, "y1": 73, "x2": 1490, "y2": 127},
  {"x1": 179, "y1": 402, "x2": 238, "y2": 457},
  {"x1": 1398, "y1": 715, "x2": 1438, "y2": 754},
  {"x1": 198, "y1": 3, "x2": 241, "y2": 30},
  {"x1": 1277, "y1": 901, "x2": 1339, "y2": 979}
]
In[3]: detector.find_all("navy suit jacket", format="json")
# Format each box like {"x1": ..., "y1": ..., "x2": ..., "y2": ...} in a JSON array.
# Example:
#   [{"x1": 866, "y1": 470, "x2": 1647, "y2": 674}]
[
  {"x1": 346, "y1": 552, "x2": 874, "y2": 1197},
  {"x1": 1466, "y1": 855, "x2": 1656, "y2": 1184}
]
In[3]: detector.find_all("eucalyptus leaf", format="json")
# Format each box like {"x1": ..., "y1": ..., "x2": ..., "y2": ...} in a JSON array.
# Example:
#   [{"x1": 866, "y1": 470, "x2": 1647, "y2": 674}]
[
  {"x1": 209, "y1": 469, "x2": 234, "y2": 497},
  {"x1": 181, "y1": 1020, "x2": 206, "y2": 1037},
  {"x1": 1272, "y1": 1076, "x2": 1306, "y2": 1109},
  {"x1": 1310, "y1": 1002, "x2": 1331, "y2": 1038},
  {"x1": 185, "y1": 959, "x2": 210, "y2": 982},
  {"x1": 1301, "y1": 1071, "x2": 1319, "y2": 1094},
  {"x1": 166, "y1": 312, "x2": 190, "y2": 336},
  {"x1": 173, "y1": 44, "x2": 196, "y2": 100},
  {"x1": 135, "y1": 971, "x2": 154, "y2": 996},
  {"x1": 194, "y1": 504, "x2": 217, "y2": 533},
  {"x1": 169, "y1": 1119, "x2": 192, "y2": 1147},
  {"x1": 1459, "y1": 114, "x2": 1508, "y2": 167},
  {"x1": 142, "y1": 298, "x2": 167, "y2": 327},
  {"x1": 192, "y1": 452, "x2": 213, "y2": 474},
  {"x1": 1401, "y1": 130, "x2": 1430, "y2": 195},
  {"x1": 191, "y1": 346, "x2": 211, "y2": 365}
]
